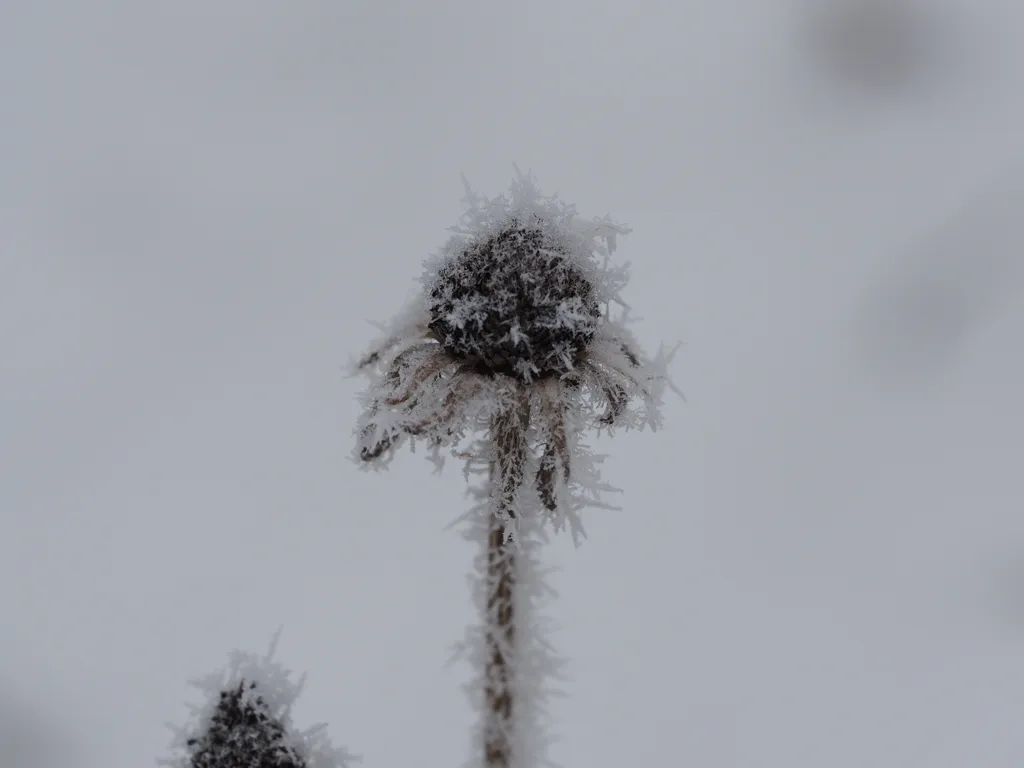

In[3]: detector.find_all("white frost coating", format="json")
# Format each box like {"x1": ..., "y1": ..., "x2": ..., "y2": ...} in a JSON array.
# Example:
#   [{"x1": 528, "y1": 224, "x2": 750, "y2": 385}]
[{"x1": 161, "y1": 630, "x2": 358, "y2": 768}]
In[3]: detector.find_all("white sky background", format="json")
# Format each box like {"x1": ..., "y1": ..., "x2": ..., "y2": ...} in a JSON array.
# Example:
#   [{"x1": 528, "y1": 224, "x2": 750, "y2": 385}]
[{"x1": 2, "y1": 2, "x2": 1024, "y2": 766}]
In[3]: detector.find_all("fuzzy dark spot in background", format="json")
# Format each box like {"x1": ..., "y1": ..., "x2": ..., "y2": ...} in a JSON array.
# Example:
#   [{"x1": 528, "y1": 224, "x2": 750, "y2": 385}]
[
  {"x1": 803, "y1": 0, "x2": 957, "y2": 98},
  {"x1": 855, "y1": 168, "x2": 1024, "y2": 388}
]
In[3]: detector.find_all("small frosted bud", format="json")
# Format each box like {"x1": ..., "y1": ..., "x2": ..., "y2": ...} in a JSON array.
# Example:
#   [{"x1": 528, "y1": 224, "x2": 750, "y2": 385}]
[
  {"x1": 186, "y1": 680, "x2": 304, "y2": 768},
  {"x1": 163, "y1": 636, "x2": 357, "y2": 768}
]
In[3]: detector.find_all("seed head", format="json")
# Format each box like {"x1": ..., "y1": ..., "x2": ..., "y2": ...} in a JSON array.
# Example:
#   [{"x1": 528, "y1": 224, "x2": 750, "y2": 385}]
[{"x1": 427, "y1": 217, "x2": 600, "y2": 381}]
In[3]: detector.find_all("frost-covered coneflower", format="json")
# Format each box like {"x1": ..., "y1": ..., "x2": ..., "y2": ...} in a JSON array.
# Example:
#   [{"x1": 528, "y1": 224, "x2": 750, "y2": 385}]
[{"x1": 352, "y1": 170, "x2": 678, "y2": 768}]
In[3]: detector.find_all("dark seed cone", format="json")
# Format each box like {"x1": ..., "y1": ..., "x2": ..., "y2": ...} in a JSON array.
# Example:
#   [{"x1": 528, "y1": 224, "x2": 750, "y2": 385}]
[
  {"x1": 186, "y1": 681, "x2": 305, "y2": 768},
  {"x1": 428, "y1": 221, "x2": 601, "y2": 381}
]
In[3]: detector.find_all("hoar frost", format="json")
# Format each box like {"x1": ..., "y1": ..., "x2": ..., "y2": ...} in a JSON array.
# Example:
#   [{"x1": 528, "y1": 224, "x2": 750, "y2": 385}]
[{"x1": 354, "y1": 169, "x2": 679, "y2": 540}]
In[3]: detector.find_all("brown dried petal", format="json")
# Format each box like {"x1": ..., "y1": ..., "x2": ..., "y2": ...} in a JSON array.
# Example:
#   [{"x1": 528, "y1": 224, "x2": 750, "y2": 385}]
[{"x1": 599, "y1": 383, "x2": 628, "y2": 425}]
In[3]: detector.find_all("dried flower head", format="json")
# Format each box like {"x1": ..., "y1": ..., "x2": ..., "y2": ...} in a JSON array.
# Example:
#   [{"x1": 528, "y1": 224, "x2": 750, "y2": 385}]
[
  {"x1": 427, "y1": 216, "x2": 601, "y2": 380},
  {"x1": 353, "y1": 169, "x2": 680, "y2": 539}
]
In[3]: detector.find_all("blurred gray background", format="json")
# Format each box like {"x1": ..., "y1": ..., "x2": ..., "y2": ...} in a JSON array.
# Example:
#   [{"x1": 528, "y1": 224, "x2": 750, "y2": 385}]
[{"x1": 2, "y1": 2, "x2": 1023, "y2": 766}]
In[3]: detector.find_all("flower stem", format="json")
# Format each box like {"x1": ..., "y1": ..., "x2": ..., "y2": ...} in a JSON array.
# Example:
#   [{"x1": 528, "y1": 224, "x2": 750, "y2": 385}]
[
  {"x1": 485, "y1": 515, "x2": 515, "y2": 767},
  {"x1": 484, "y1": 397, "x2": 530, "y2": 767}
]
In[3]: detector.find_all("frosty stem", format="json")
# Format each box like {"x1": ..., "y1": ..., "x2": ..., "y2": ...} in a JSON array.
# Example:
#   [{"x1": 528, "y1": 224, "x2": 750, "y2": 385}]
[
  {"x1": 484, "y1": 396, "x2": 530, "y2": 768},
  {"x1": 484, "y1": 516, "x2": 515, "y2": 768}
]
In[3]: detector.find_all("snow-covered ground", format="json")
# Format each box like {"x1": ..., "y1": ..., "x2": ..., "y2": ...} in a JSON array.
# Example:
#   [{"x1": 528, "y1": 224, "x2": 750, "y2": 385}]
[{"x1": 3, "y1": 2, "x2": 1023, "y2": 766}]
